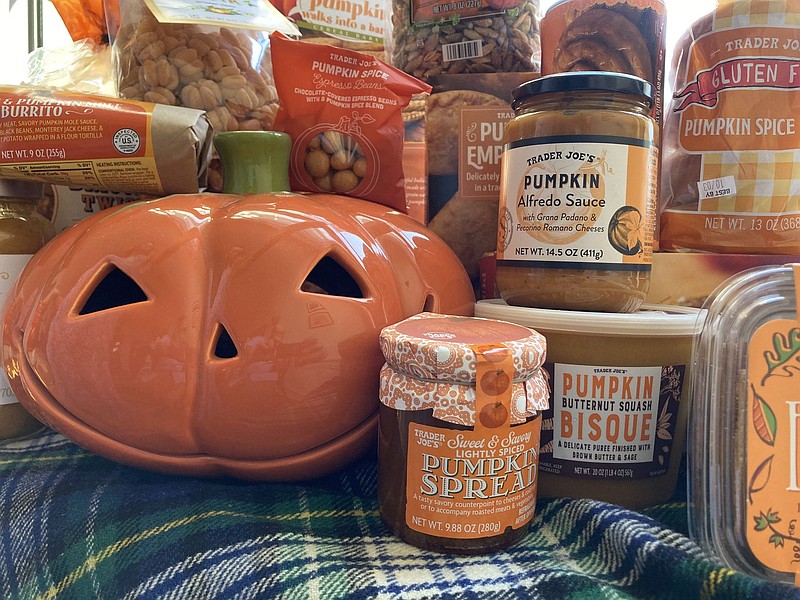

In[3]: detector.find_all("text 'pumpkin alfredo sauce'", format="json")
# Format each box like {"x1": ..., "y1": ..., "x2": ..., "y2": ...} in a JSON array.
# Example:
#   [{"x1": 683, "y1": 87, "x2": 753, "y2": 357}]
[
  {"x1": 377, "y1": 313, "x2": 549, "y2": 553},
  {"x1": 496, "y1": 72, "x2": 659, "y2": 312}
]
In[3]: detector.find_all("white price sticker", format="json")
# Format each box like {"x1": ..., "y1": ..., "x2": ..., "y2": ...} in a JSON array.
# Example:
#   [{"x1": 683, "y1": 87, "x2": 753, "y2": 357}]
[{"x1": 698, "y1": 175, "x2": 737, "y2": 202}]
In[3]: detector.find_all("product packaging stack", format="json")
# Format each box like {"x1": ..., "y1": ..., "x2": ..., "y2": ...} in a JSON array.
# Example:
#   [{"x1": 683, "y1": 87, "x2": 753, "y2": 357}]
[{"x1": 1, "y1": 0, "x2": 800, "y2": 594}]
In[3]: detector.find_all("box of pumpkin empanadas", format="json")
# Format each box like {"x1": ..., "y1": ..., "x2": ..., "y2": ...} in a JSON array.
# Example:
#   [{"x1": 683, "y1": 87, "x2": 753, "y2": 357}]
[
  {"x1": 425, "y1": 73, "x2": 537, "y2": 293},
  {"x1": 540, "y1": 0, "x2": 666, "y2": 125}
]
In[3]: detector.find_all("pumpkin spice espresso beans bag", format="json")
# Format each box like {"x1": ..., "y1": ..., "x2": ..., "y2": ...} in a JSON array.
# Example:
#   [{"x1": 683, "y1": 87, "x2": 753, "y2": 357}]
[
  {"x1": 660, "y1": 0, "x2": 800, "y2": 254},
  {"x1": 269, "y1": 32, "x2": 431, "y2": 212}
]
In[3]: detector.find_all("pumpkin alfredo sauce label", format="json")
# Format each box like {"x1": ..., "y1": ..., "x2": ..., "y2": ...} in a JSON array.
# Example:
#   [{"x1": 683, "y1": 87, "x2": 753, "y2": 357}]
[
  {"x1": 405, "y1": 345, "x2": 540, "y2": 539},
  {"x1": 746, "y1": 263, "x2": 800, "y2": 583},
  {"x1": 497, "y1": 137, "x2": 657, "y2": 272}
]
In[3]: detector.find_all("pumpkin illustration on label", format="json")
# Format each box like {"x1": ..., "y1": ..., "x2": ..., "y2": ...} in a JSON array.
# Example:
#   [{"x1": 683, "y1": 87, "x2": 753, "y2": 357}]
[
  {"x1": 479, "y1": 368, "x2": 512, "y2": 397},
  {"x1": 608, "y1": 206, "x2": 643, "y2": 256},
  {"x1": 479, "y1": 401, "x2": 510, "y2": 429}
]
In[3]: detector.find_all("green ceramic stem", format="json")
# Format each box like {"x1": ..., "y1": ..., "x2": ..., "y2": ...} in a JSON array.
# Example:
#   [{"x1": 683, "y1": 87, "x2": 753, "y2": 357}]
[{"x1": 213, "y1": 131, "x2": 292, "y2": 194}]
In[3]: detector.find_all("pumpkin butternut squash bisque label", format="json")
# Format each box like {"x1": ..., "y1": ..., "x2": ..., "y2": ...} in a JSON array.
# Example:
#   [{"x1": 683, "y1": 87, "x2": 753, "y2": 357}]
[{"x1": 539, "y1": 362, "x2": 684, "y2": 480}]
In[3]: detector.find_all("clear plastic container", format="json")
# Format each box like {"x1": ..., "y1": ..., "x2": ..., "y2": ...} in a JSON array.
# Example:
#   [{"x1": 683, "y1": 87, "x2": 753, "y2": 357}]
[{"x1": 689, "y1": 263, "x2": 800, "y2": 586}]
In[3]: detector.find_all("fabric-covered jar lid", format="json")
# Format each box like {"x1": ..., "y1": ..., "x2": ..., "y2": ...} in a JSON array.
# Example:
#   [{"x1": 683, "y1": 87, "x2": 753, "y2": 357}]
[
  {"x1": 380, "y1": 312, "x2": 546, "y2": 383},
  {"x1": 379, "y1": 313, "x2": 549, "y2": 425}
]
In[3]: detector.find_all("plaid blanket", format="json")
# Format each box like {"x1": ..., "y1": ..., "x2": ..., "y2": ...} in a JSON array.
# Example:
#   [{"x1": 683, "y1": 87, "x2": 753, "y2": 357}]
[{"x1": 1, "y1": 430, "x2": 798, "y2": 600}]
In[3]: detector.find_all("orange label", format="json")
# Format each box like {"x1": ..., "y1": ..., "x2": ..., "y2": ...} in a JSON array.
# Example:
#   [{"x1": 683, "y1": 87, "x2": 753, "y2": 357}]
[
  {"x1": 497, "y1": 136, "x2": 656, "y2": 270},
  {"x1": 746, "y1": 264, "x2": 800, "y2": 584},
  {"x1": 458, "y1": 107, "x2": 514, "y2": 199},
  {"x1": 282, "y1": 0, "x2": 385, "y2": 44},
  {"x1": 660, "y1": 210, "x2": 800, "y2": 254},
  {"x1": 676, "y1": 26, "x2": 800, "y2": 152},
  {"x1": 0, "y1": 88, "x2": 162, "y2": 192},
  {"x1": 405, "y1": 345, "x2": 540, "y2": 539},
  {"x1": 403, "y1": 141, "x2": 427, "y2": 224}
]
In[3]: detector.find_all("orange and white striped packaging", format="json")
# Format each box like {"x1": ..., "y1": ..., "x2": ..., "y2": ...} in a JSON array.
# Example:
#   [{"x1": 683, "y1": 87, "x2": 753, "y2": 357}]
[{"x1": 660, "y1": 0, "x2": 800, "y2": 254}]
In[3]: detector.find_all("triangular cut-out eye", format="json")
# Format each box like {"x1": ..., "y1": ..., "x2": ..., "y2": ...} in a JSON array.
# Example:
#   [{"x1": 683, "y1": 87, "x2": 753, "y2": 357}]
[
  {"x1": 79, "y1": 266, "x2": 148, "y2": 315},
  {"x1": 213, "y1": 324, "x2": 238, "y2": 359},
  {"x1": 301, "y1": 255, "x2": 364, "y2": 299},
  {"x1": 422, "y1": 294, "x2": 437, "y2": 312}
]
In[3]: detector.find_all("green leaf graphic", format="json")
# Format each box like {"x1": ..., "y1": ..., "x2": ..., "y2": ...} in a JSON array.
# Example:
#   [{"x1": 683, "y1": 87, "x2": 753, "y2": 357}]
[
  {"x1": 762, "y1": 328, "x2": 800, "y2": 385},
  {"x1": 754, "y1": 514, "x2": 770, "y2": 531},
  {"x1": 751, "y1": 384, "x2": 777, "y2": 446},
  {"x1": 770, "y1": 534, "x2": 786, "y2": 548}
]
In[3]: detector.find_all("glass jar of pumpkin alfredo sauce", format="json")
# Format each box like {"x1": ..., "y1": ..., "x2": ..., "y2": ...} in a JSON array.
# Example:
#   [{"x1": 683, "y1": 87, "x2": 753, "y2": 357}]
[
  {"x1": 496, "y1": 72, "x2": 659, "y2": 312},
  {"x1": 0, "y1": 180, "x2": 54, "y2": 440},
  {"x1": 377, "y1": 313, "x2": 549, "y2": 554}
]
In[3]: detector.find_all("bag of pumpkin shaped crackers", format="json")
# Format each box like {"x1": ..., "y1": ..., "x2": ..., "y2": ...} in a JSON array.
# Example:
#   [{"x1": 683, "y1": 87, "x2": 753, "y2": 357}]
[
  {"x1": 269, "y1": 32, "x2": 431, "y2": 212},
  {"x1": 660, "y1": 0, "x2": 800, "y2": 254}
]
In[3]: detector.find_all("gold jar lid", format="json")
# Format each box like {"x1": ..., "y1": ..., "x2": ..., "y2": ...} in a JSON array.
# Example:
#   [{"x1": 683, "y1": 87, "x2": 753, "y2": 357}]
[{"x1": 379, "y1": 312, "x2": 549, "y2": 425}]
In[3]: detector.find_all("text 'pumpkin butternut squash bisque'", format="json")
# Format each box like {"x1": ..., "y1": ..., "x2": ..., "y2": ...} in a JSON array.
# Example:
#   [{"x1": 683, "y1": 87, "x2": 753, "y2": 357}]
[{"x1": 0, "y1": 192, "x2": 474, "y2": 480}]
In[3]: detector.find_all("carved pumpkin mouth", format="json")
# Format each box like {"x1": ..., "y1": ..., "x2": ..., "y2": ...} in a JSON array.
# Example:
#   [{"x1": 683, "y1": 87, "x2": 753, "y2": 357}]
[{"x1": 12, "y1": 326, "x2": 378, "y2": 481}]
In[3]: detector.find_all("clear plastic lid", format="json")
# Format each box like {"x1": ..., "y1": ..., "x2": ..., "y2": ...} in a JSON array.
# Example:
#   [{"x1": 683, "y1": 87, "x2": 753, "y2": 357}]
[
  {"x1": 689, "y1": 263, "x2": 800, "y2": 586},
  {"x1": 476, "y1": 300, "x2": 703, "y2": 337}
]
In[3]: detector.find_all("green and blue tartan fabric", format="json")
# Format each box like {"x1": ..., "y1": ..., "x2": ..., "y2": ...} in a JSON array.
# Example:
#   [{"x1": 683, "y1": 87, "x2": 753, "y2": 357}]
[{"x1": 1, "y1": 429, "x2": 798, "y2": 600}]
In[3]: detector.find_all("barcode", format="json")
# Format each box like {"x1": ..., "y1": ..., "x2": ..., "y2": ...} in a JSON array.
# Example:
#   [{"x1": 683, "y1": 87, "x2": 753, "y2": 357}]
[{"x1": 442, "y1": 40, "x2": 483, "y2": 62}]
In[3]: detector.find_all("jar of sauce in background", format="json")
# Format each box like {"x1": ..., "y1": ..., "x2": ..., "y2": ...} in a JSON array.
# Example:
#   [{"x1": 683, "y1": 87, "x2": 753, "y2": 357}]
[
  {"x1": 496, "y1": 71, "x2": 659, "y2": 313},
  {"x1": 0, "y1": 180, "x2": 55, "y2": 440}
]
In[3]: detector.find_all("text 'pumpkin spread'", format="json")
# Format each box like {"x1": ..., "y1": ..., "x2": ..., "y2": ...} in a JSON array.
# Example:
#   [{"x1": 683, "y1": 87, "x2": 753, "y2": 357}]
[{"x1": 496, "y1": 72, "x2": 659, "y2": 312}]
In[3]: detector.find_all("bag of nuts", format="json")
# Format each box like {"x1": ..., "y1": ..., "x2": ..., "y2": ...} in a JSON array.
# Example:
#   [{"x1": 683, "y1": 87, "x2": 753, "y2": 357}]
[
  {"x1": 388, "y1": 0, "x2": 541, "y2": 81},
  {"x1": 110, "y1": 0, "x2": 298, "y2": 134},
  {"x1": 270, "y1": 32, "x2": 431, "y2": 212}
]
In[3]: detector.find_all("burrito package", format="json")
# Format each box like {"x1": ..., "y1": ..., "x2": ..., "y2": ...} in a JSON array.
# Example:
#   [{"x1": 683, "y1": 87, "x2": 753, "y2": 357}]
[{"x1": 0, "y1": 86, "x2": 213, "y2": 195}]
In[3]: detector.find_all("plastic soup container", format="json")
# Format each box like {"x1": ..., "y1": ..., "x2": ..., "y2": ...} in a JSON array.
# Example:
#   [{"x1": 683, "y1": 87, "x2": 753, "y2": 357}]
[
  {"x1": 377, "y1": 312, "x2": 549, "y2": 554},
  {"x1": 475, "y1": 300, "x2": 703, "y2": 508}
]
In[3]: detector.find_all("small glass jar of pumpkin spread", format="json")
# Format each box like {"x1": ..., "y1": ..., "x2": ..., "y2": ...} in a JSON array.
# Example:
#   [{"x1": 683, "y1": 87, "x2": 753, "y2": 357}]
[
  {"x1": 377, "y1": 312, "x2": 549, "y2": 554},
  {"x1": 0, "y1": 180, "x2": 54, "y2": 440},
  {"x1": 496, "y1": 71, "x2": 659, "y2": 313}
]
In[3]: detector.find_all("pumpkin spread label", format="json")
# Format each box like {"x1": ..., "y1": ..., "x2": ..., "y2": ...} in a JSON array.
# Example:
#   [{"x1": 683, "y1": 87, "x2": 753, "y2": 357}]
[
  {"x1": 405, "y1": 345, "x2": 541, "y2": 539},
  {"x1": 497, "y1": 136, "x2": 657, "y2": 272},
  {"x1": 745, "y1": 264, "x2": 800, "y2": 584}
]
